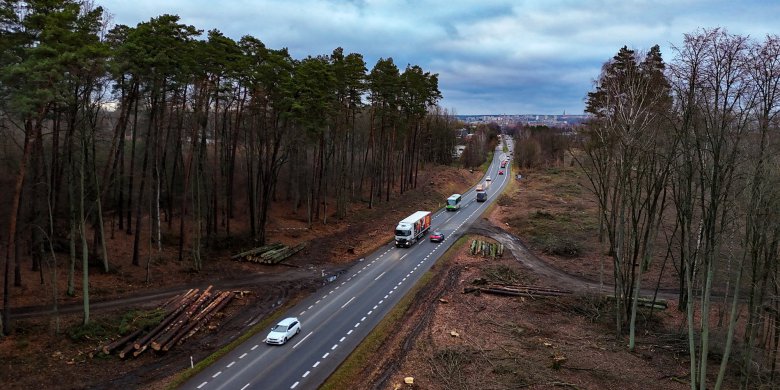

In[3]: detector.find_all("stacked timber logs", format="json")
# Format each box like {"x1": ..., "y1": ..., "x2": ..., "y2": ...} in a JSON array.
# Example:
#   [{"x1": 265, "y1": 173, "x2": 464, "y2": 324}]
[
  {"x1": 232, "y1": 243, "x2": 306, "y2": 264},
  {"x1": 464, "y1": 285, "x2": 668, "y2": 310},
  {"x1": 100, "y1": 286, "x2": 235, "y2": 358},
  {"x1": 469, "y1": 239, "x2": 504, "y2": 258},
  {"x1": 464, "y1": 284, "x2": 571, "y2": 298}
]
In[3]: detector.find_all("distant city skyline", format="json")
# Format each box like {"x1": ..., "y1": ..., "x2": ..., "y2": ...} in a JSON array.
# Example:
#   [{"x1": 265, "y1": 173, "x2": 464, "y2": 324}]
[{"x1": 457, "y1": 114, "x2": 589, "y2": 127}]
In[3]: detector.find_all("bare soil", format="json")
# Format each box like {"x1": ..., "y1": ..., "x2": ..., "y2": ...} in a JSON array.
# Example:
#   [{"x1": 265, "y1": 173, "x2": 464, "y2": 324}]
[
  {"x1": 0, "y1": 165, "x2": 481, "y2": 389},
  {"x1": 343, "y1": 164, "x2": 740, "y2": 390},
  {"x1": 1, "y1": 161, "x2": 741, "y2": 390}
]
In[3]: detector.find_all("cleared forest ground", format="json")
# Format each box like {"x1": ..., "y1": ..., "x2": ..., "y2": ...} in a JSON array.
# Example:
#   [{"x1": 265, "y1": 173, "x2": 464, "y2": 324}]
[
  {"x1": 339, "y1": 164, "x2": 739, "y2": 390},
  {"x1": 0, "y1": 165, "x2": 480, "y2": 389}
]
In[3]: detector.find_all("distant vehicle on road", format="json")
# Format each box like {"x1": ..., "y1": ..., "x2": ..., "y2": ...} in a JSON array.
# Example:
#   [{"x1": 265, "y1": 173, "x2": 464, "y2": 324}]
[
  {"x1": 266, "y1": 317, "x2": 301, "y2": 345},
  {"x1": 486, "y1": 176, "x2": 491, "y2": 182},
  {"x1": 499, "y1": 170, "x2": 504, "y2": 175},
  {"x1": 446, "y1": 194, "x2": 462, "y2": 211},
  {"x1": 429, "y1": 231, "x2": 444, "y2": 242},
  {"x1": 476, "y1": 184, "x2": 488, "y2": 202}
]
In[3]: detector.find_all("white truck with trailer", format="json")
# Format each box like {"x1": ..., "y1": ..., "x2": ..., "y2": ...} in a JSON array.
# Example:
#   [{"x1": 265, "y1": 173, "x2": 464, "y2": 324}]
[{"x1": 394, "y1": 211, "x2": 432, "y2": 248}]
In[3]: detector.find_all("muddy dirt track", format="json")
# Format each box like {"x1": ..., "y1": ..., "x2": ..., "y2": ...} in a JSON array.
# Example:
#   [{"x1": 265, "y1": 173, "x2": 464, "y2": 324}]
[
  {"x1": 7, "y1": 221, "x2": 677, "y2": 389},
  {"x1": 10, "y1": 221, "x2": 674, "y2": 321}
]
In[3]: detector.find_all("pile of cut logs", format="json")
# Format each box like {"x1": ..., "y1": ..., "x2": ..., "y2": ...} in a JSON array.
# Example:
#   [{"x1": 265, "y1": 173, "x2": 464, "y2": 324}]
[
  {"x1": 231, "y1": 243, "x2": 306, "y2": 264},
  {"x1": 100, "y1": 286, "x2": 234, "y2": 358},
  {"x1": 464, "y1": 284, "x2": 571, "y2": 298},
  {"x1": 470, "y1": 239, "x2": 504, "y2": 258}
]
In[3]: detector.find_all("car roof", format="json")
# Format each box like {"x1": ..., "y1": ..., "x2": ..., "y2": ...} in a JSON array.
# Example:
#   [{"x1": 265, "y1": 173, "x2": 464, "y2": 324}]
[{"x1": 277, "y1": 317, "x2": 298, "y2": 326}]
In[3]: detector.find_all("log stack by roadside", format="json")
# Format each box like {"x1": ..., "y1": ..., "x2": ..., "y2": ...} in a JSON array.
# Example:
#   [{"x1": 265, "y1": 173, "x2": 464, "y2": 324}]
[
  {"x1": 232, "y1": 243, "x2": 306, "y2": 264},
  {"x1": 464, "y1": 284, "x2": 572, "y2": 298},
  {"x1": 100, "y1": 286, "x2": 236, "y2": 359},
  {"x1": 469, "y1": 239, "x2": 504, "y2": 258}
]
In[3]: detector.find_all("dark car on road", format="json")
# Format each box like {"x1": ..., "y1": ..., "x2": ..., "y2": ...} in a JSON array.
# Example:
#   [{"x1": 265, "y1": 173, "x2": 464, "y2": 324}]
[{"x1": 429, "y1": 231, "x2": 444, "y2": 243}]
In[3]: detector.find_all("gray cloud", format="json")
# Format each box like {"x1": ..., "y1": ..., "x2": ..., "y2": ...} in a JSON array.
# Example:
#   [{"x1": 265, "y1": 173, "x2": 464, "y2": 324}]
[{"x1": 99, "y1": 0, "x2": 779, "y2": 114}]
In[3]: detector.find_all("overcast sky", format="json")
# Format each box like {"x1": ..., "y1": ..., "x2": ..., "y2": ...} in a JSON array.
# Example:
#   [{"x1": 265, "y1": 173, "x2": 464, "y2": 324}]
[{"x1": 97, "y1": 0, "x2": 778, "y2": 115}]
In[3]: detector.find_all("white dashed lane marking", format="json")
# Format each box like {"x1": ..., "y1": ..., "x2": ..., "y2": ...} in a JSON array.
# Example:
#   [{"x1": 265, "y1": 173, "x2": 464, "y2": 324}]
[{"x1": 341, "y1": 296, "x2": 355, "y2": 308}]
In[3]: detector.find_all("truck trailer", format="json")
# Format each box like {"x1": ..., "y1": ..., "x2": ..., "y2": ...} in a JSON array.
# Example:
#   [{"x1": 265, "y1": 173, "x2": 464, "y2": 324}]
[
  {"x1": 394, "y1": 211, "x2": 432, "y2": 248},
  {"x1": 476, "y1": 184, "x2": 488, "y2": 202}
]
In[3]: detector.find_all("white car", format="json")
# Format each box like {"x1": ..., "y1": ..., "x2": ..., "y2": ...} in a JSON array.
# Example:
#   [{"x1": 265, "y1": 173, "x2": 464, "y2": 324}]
[
  {"x1": 486, "y1": 176, "x2": 492, "y2": 182},
  {"x1": 266, "y1": 317, "x2": 301, "y2": 345}
]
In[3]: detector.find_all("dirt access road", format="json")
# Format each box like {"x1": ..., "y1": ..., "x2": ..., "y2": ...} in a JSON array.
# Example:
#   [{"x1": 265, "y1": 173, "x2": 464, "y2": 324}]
[
  {"x1": 11, "y1": 220, "x2": 668, "y2": 321},
  {"x1": 8, "y1": 220, "x2": 655, "y2": 389},
  {"x1": 345, "y1": 221, "x2": 693, "y2": 390},
  {"x1": 468, "y1": 220, "x2": 679, "y2": 300}
]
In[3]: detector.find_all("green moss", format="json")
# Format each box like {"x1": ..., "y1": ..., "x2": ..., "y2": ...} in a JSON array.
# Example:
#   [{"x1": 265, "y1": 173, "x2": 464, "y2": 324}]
[{"x1": 68, "y1": 320, "x2": 111, "y2": 341}]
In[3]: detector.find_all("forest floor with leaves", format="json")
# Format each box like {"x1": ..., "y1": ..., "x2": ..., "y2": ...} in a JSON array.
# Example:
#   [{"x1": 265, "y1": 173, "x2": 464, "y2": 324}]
[
  {"x1": 0, "y1": 164, "x2": 481, "y2": 389},
  {"x1": 0, "y1": 163, "x2": 741, "y2": 389}
]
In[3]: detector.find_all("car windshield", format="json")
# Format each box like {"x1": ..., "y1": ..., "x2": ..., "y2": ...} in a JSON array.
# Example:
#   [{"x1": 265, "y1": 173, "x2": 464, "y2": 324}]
[
  {"x1": 395, "y1": 229, "x2": 411, "y2": 236},
  {"x1": 433, "y1": 232, "x2": 441, "y2": 236},
  {"x1": 271, "y1": 324, "x2": 287, "y2": 332}
]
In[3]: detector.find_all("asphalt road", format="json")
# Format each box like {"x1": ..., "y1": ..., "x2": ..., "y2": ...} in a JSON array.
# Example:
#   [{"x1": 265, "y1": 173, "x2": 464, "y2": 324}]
[{"x1": 182, "y1": 141, "x2": 513, "y2": 390}]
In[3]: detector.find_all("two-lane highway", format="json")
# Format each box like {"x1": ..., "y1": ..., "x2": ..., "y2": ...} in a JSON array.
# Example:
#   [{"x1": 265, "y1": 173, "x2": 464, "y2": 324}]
[{"x1": 184, "y1": 141, "x2": 513, "y2": 389}]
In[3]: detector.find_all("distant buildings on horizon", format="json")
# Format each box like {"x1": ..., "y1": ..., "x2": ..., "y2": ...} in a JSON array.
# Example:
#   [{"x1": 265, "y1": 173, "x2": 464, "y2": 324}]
[{"x1": 456, "y1": 114, "x2": 589, "y2": 127}]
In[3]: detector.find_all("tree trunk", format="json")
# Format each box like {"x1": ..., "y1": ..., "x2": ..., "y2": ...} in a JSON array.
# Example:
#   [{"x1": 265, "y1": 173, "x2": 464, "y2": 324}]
[
  {"x1": 80, "y1": 135, "x2": 90, "y2": 325},
  {"x1": 2, "y1": 121, "x2": 34, "y2": 335}
]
